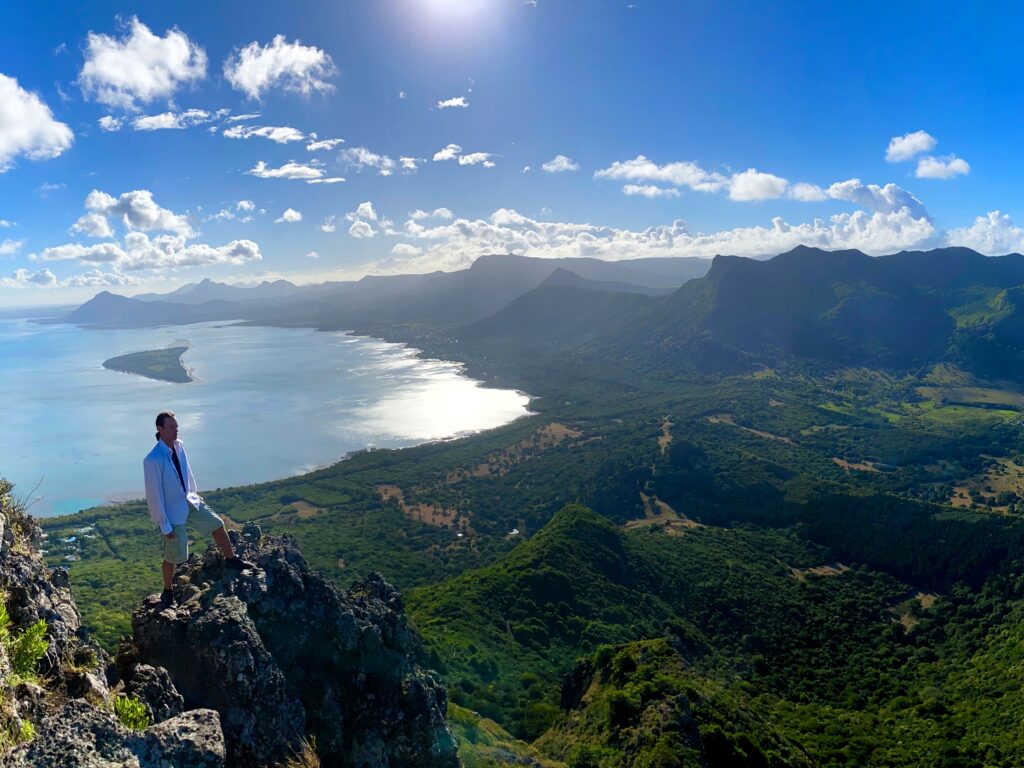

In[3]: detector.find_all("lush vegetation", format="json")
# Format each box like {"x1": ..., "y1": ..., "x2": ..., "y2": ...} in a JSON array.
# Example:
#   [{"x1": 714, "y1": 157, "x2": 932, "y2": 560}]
[
  {"x1": 112, "y1": 694, "x2": 151, "y2": 731},
  {"x1": 38, "y1": 247, "x2": 1024, "y2": 764}
]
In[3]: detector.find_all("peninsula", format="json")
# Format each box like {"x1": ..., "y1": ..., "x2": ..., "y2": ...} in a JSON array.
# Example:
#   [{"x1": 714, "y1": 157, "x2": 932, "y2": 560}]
[{"x1": 102, "y1": 345, "x2": 193, "y2": 383}]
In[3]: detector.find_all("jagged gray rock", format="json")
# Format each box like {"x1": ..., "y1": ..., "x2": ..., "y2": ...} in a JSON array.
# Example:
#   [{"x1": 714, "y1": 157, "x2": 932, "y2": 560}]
[
  {"x1": 4, "y1": 699, "x2": 225, "y2": 767},
  {"x1": 121, "y1": 663, "x2": 185, "y2": 724},
  {"x1": 119, "y1": 524, "x2": 460, "y2": 768}
]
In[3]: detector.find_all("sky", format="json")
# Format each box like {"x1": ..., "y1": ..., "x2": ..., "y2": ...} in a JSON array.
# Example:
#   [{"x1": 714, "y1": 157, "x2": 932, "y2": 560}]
[{"x1": 2, "y1": 0, "x2": 1024, "y2": 306}]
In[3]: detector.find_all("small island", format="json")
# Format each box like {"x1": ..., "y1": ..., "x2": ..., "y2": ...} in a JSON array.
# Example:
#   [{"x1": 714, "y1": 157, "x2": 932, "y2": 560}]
[{"x1": 103, "y1": 345, "x2": 193, "y2": 383}]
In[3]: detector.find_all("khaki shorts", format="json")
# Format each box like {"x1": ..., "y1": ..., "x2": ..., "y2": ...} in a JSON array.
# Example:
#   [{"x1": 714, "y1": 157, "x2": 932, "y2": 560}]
[{"x1": 160, "y1": 501, "x2": 224, "y2": 565}]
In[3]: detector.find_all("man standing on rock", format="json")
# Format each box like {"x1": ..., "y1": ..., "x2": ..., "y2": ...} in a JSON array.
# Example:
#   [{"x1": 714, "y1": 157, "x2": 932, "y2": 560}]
[{"x1": 144, "y1": 411, "x2": 254, "y2": 605}]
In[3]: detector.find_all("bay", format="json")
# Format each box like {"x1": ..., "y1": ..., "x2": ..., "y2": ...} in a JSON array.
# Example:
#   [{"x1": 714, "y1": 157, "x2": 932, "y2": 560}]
[{"x1": 0, "y1": 318, "x2": 531, "y2": 517}]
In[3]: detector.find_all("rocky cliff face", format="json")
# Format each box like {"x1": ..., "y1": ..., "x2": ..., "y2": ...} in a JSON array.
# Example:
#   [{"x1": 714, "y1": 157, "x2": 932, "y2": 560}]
[
  {"x1": 118, "y1": 522, "x2": 459, "y2": 768},
  {"x1": 0, "y1": 480, "x2": 460, "y2": 768}
]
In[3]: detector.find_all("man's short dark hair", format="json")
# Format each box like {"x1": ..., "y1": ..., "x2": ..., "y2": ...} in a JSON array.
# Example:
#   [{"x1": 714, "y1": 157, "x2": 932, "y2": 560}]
[{"x1": 155, "y1": 411, "x2": 175, "y2": 440}]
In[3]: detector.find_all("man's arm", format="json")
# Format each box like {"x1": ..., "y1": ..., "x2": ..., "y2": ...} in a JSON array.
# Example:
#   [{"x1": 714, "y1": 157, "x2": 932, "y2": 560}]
[{"x1": 143, "y1": 457, "x2": 173, "y2": 535}]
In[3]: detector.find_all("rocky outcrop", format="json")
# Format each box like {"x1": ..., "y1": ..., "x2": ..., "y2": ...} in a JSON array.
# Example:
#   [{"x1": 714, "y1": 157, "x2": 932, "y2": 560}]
[
  {"x1": 118, "y1": 523, "x2": 460, "y2": 768},
  {"x1": 4, "y1": 700, "x2": 225, "y2": 768}
]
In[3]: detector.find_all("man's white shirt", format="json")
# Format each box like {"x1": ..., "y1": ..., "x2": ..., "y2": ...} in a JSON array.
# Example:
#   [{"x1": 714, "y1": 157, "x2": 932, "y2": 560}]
[{"x1": 143, "y1": 439, "x2": 203, "y2": 535}]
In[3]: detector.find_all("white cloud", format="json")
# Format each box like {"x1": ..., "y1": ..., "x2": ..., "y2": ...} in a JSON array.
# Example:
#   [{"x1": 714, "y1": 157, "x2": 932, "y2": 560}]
[
  {"x1": 728, "y1": 168, "x2": 788, "y2": 201},
  {"x1": 437, "y1": 96, "x2": 468, "y2": 109},
  {"x1": 307, "y1": 137, "x2": 344, "y2": 151},
  {"x1": 826, "y1": 178, "x2": 929, "y2": 219},
  {"x1": 226, "y1": 113, "x2": 260, "y2": 122},
  {"x1": 622, "y1": 184, "x2": 680, "y2": 199},
  {"x1": 347, "y1": 202, "x2": 378, "y2": 222},
  {"x1": 542, "y1": 154, "x2": 580, "y2": 173},
  {"x1": 35, "y1": 233, "x2": 261, "y2": 271},
  {"x1": 594, "y1": 155, "x2": 728, "y2": 193},
  {"x1": 70, "y1": 211, "x2": 115, "y2": 238},
  {"x1": 223, "y1": 124, "x2": 305, "y2": 143},
  {"x1": 62, "y1": 269, "x2": 142, "y2": 287},
  {"x1": 391, "y1": 243, "x2": 422, "y2": 257},
  {"x1": 399, "y1": 91, "x2": 407, "y2": 99},
  {"x1": 320, "y1": 215, "x2": 336, "y2": 233},
  {"x1": 36, "y1": 182, "x2": 66, "y2": 198},
  {"x1": 915, "y1": 154, "x2": 970, "y2": 179},
  {"x1": 409, "y1": 208, "x2": 454, "y2": 221},
  {"x1": 223, "y1": 35, "x2": 337, "y2": 100},
  {"x1": 886, "y1": 130, "x2": 937, "y2": 163},
  {"x1": 0, "y1": 268, "x2": 57, "y2": 288},
  {"x1": 522, "y1": 165, "x2": 530, "y2": 173},
  {"x1": 433, "y1": 143, "x2": 462, "y2": 162},
  {"x1": 305, "y1": 250, "x2": 319, "y2": 259},
  {"x1": 84, "y1": 188, "x2": 194, "y2": 237},
  {"x1": 0, "y1": 220, "x2": 12, "y2": 227},
  {"x1": 0, "y1": 239, "x2": 24, "y2": 255},
  {"x1": 78, "y1": 17, "x2": 207, "y2": 109},
  {"x1": 947, "y1": 211, "x2": 1024, "y2": 253},
  {"x1": 399, "y1": 156, "x2": 421, "y2": 172},
  {"x1": 98, "y1": 115, "x2": 123, "y2": 132},
  {"x1": 275, "y1": 207, "x2": 302, "y2": 223},
  {"x1": 459, "y1": 152, "x2": 495, "y2": 167},
  {"x1": 373, "y1": 204, "x2": 936, "y2": 276},
  {"x1": 236, "y1": 199, "x2": 255, "y2": 212},
  {"x1": 132, "y1": 108, "x2": 216, "y2": 131},
  {"x1": 789, "y1": 182, "x2": 828, "y2": 202},
  {"x1": 307, "y1": 177, "x2": 345, "y2": 184},
  {"x1": 348, "y1": 220, "x2": 375, "y2": 239},
  {"x1": 246, "y1": 160, "x2": 325, "y2": 181},
  {"x1": 0, "y1": 73, "x2": 74, "y2": 172},
  {"x1": 339, "y1": 146, "x2": 395, "y2": 176}
]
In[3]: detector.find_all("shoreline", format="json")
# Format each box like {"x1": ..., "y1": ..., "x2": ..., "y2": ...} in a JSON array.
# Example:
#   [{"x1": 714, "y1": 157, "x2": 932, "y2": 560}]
[{"x1": 32, "y1": 324, "x2": 536, "y2": 520}]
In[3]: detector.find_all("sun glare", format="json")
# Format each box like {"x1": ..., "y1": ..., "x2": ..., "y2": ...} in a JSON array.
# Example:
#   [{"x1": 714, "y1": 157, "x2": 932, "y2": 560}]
[{"x1": 422, "y1": 0, "x2": 491, "y2": 19}]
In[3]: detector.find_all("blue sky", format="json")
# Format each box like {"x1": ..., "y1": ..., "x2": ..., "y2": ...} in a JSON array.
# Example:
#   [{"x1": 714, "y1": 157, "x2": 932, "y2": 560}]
[{"x1": 1, "y1": 0, "x2": 1022, "y2": 305}]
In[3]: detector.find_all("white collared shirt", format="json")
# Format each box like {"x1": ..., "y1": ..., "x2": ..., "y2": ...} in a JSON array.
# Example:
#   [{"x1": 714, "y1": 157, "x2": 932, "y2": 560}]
[{"x1": 143, "y1": 439, "x2": 203, "y2": 534}]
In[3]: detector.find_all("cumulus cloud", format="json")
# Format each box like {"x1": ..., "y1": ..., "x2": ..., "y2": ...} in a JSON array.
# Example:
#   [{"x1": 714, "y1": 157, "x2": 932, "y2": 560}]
[
  {"x1": 369, "y1": 204, "x2": 936, "y2": 276},
  {"x1": 459, "y1": 152, "x2": 495, "y2": 167},
  {"x1": 728, "y1": 168, "x2": 788, "y2": 201},
  {"x1": 409, "y1": 207, "x2": 454, "y2": 220},
  {"x1": 307, "y1": 137, "x2": 344, "y2": 151},
  {"x1": 391, "y1": 243, "x2": 422, "y2": 257},
  {"x1": 70, "y1": 211, "x2": 115, "y2": 238},
  {"x1": 622, "y1": 184, "x2": 680, "y2": 199},
  {"x1": 789, "y1": 182, "x2": 828, "y2": 202},
  {"x1": 0, "y1": 267, "x2": 57, "y2": 288},
  {"x1": 320, "y1": 215, "x2": 336, "y2": 233},
  {"x1": 131, "y1": 108, "x2": 220, "y2": 131},
  {"x1": 0, "y1": 239, "x2": 24, "y2": 255},
  {"x1": 947, "y1": 211, "x2": 1024, "y2": 253},
  {"x1": 275, "y1": 207, "x2": 302, "y2": 223},
  {"x1": 305, "y1": 250, "x2": 319, "y2": 259},
  {"x1": 84, "y1": 188, "x2": 194, "y2": 236},
  {"x1": 98, "y1": 115, "x2": 123, "y2": 132},
  {"x1": 78, "y1": 17, "x2": 207, "y2": 109},
  {"x1": 339, "y1": 146, "x2": 395, "y2": 176},
  {"x1": 437, "y1": 96, "x2": 468, "y2": 109},
  {"x1": 237, "y1": 199, "x2": 255, "y2": 212},
  {"x1": 915, "y1": 154, "x2": 970, "y2": 179},
  {"x1": 826, "y1": 178, "x2": 929, "y2": 219},
  {"x1": 0, "y1": 219, "x2": 12, "y2": 227},
  {"x1": 0, "y1": 73, "x2": 74, "y2": 172},
  {"x1": 35, "y1": 233, "x2": 261, "y2": 271},
  {"x1": 886, "y1": 130, "x2": 937, "y2": 163},
  {"x1": 399, "y1": 156, "x2": 421, "y2": 173},
  {"x1": 433, "y1": 143, "x2": 462, "y2": 162},
  {"x1": 542, "y1": 154, "x2": 580, "y2": 173},
  {"x1": 246, "y1": 160, "x2": 325, "y2": 181},
  {"x1": 61, "y1": 269, "x2": 142, "y2": 287},
  {"x1": 595, "y1": 155, "x2": 728, "y2": 193},
  {"x1": 224, "y1": 35, "x2": 337, "y2": 100},
  {"x1": 223, "y1": 124, "x2": 305, "y2": 143},
  {"x1": 348, "y1": 220, "x2": 375, "y2": 238},
  {"x1": 347, "y1": 201, "x2": 377, "y2": 222}
]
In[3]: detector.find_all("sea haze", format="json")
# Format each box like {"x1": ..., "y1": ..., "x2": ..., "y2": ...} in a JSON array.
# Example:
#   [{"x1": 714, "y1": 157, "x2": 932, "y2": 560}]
[{"x1": 0, "y1": 318, "x2": 530, "y2": 517}]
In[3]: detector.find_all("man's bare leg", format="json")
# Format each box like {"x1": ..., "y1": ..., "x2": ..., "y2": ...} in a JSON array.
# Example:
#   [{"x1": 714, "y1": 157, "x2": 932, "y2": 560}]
[
  {"x1": 212, "y1": 526, "x2": 235, "y2": 558},
  {"x1": 162, "y1": 560, "x2": 174, "y2": 590}
]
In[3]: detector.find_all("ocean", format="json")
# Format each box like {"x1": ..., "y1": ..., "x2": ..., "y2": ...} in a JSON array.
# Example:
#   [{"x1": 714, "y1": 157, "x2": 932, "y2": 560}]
[{"x1": 0, "y1": 318, "x2": 530, "y2": 517}]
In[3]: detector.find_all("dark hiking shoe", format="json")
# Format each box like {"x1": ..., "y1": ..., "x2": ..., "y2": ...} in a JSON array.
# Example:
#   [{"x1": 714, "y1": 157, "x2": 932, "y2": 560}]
[
  {"x1": 159, "y1": 589, "x2": 176, "y2": 606},
  {"x1": 224, "y1": 556, "x2": 256, "y2": 571}
]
